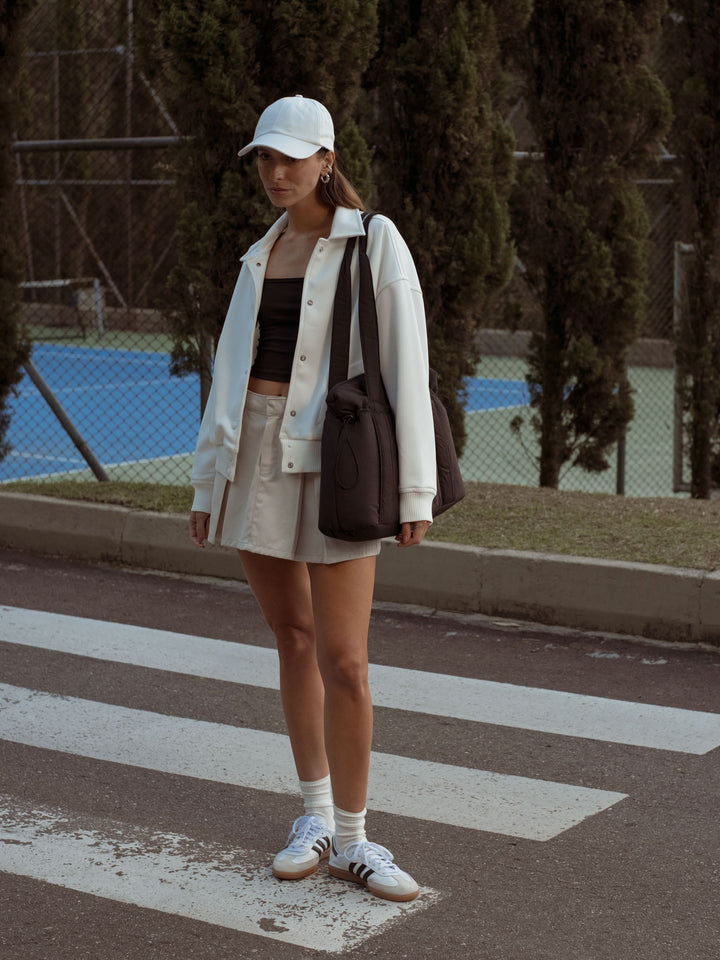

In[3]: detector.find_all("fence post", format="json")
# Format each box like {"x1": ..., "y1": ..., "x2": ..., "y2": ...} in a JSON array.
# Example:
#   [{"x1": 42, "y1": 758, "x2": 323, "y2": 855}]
[
  {"x1": 22, "y1": 359, "x2": 110, "y2": 482},
  {"x1": 616, "y1": 433, "x2": 626, "y2": 495},
  {"x1": 673, "y1": 241, "x2": 694, "y2": 492}
]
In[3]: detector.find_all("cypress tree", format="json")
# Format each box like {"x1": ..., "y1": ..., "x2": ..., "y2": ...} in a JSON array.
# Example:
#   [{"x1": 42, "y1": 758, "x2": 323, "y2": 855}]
[
  {"x1": 367, "y1": 0, "x2": 523, "y2": 452},
  {"x1": 664, "y1": 3, "x2": 720, "y2": 498},
  {"x1": 512, "y1": 0, "x2": 671, "y2": 488},
  {"x1": 0, "y1": 0, "x2": 33, "y2": 463},
  {"x1": 142, "y1": 1, "x2": 264, "y2": 388},
  {"x1": 141, "y1": 1, "x2": 378, "y2": 400},
  {"x1": 247, "y1": 0, "x2": 378, "y2": 200}
]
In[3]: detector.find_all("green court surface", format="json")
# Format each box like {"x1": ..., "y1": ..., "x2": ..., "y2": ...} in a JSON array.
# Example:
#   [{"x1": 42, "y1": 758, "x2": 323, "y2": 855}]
[
  {"x1": 461, "y1": 356, "x2": 680, "y2": 498},
  {"x1": 25, "y1": 326, "x2": 175, "y2": 354},
  {"x1": 61, "y1": 453, "x2": 195, "y2": 486}
]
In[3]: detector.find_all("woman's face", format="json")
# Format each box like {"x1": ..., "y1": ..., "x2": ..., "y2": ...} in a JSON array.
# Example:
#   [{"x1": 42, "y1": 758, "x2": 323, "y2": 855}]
[{"x1": 256, "y1": 147, "x2": 332, "y2": 209}]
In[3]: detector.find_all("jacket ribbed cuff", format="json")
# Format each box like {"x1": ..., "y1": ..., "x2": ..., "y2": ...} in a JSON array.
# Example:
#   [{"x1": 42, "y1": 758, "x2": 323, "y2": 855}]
[
  {"x1": 191, "y1": 482, "x2": 213, "y2": 514},
  {"x1": 399, "y1": 491, "x2": 434, "y2": 525}
]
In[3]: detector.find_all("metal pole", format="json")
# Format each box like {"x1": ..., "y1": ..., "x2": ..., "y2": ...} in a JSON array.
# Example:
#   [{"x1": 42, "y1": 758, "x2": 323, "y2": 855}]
[
  {"x1": 615, "y1": 433, "x2": 626, "y2": 496},
  {"x1": 92, "y1": 278, "x2": 105, "y2": 337},
  {"x1": 14, "y1": 146, "x2": 36, "y2": 294},
  {"x1": 12, "y1": 136, "x2": 185, "y2": 151},
  {"x1": 673, "y1": 242, "x2": 694, "y2": 492},
  {"x1": 53, "y1": 52, "x2": 61, "y2": 280},
  {"x1": 22, "y1": 359, "x2": 110, "y2": 481},
  {"x1": 126, "y1": 0, "x2": 134, "y2": 306}
]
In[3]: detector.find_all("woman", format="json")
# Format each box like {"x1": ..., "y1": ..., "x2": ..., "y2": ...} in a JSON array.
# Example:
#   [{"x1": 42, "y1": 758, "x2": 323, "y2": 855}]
[{"x1": 189, "y1": 95, "x2": 436, "y2": 903}]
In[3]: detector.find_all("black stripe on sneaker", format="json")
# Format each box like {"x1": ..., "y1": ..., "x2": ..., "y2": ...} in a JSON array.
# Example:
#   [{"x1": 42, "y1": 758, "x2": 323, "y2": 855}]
[
  {"x1": 312, "y1": 838, "x2": 330, "y2": 855},
  {"x1": 350, "y1": 862, "x2": 375, "y2": 882}
]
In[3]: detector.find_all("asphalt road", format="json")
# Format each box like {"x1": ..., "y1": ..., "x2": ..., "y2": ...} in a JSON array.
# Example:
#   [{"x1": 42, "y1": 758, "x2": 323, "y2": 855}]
[{"x1": 0, "y1": 548, "x2": 719, "y2": 960}]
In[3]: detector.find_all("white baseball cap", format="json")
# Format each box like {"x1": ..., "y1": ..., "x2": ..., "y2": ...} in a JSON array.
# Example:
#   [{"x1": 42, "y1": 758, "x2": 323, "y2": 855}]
[{"x1": 237, "y1": 95, "x2": 335, "y2": 159}]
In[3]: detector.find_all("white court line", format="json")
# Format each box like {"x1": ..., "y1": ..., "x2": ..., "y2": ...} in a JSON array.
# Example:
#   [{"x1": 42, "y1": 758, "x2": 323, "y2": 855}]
[
  {"x1": 4, "y1": 453, "x2": 84, "y2": 464},
  {"x1": 0, "y1": 795, "x2": 438, "y2": 951},
  {"x1": 0, "y1": 682, "x2": 626, "y2": 841},
  {"x1": 56, "y1": 378, "x2": 176, "y2": 394},
  {"x1": 3, "y1": 605, "x2": 719, "y2": 754}
]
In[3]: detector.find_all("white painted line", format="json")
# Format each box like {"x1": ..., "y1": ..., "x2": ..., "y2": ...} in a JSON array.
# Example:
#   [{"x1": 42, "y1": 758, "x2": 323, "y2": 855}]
[
  {"x1": 0, "y1": 683, "x2": 626, "y2": 841},
  {"x1": 0, "y1": 795, "x2": 439, "y2": 952},
  {"x1": 3, "y1": 605, "x2": 720, "y2": 754}
]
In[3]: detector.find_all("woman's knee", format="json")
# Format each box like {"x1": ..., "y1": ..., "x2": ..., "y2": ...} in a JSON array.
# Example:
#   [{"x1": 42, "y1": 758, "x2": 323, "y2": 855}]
[
  {"x1": 273, "y1": 619, "x2": 316, "y2": 664},
  {"x1": 319, "y1": 649, "x2": 369, "y2": 697}
]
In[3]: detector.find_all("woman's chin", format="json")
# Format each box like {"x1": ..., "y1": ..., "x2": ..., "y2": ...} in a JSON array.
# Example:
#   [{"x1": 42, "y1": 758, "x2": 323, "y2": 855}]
[{"x1": 267, "y1": 190, "x2": 291, "y2": 207}]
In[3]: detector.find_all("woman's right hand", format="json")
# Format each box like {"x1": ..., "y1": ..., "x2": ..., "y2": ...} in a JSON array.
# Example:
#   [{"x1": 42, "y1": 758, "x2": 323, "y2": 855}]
[{"x1": 189, "y1": 511, "x2": 211, "y2": 548}]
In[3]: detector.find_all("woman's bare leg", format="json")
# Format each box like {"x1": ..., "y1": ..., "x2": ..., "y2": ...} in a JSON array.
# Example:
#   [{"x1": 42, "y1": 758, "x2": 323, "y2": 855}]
[
  {"x1": 239, "y1": 551, "x2": 328, "y2": 782},
  {"x1": 307, "y1": 556, "x2": 376, "y2": 812}
]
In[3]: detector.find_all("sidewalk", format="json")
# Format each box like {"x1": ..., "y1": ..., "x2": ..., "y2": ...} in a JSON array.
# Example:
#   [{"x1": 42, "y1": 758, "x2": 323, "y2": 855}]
[{"x1": 1, "y1": 491, "x2": 718, "y2": 646}]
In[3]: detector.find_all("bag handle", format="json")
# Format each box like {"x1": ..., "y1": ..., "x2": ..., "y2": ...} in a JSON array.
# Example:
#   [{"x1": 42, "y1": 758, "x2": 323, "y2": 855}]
[
  {"x1": 328, "y1": 213, "x2": 387, "y2": 403},
  {"x1": 327, "y1": 230, "x2": 356, "y2": 389}
]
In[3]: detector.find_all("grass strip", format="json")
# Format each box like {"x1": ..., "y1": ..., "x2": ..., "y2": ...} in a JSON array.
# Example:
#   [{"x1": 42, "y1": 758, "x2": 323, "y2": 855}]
[{"x1": 3, "y1": 479, "x2": 720, "y2": 572}]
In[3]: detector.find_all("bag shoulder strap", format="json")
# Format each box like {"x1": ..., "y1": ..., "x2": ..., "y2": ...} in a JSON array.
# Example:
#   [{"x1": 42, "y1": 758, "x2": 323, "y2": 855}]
[
  {"x1": 328, "y1": 212, "x2": 386, "y2": 401},
  {"x1": 327, "y1": 231, "x2": 356, "y2": 389}
]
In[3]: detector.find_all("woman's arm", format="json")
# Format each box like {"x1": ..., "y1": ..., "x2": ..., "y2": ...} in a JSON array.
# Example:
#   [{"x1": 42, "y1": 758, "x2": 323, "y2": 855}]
[{"x1": 367, "y1": 217, "x2": 437, "y2": 527}]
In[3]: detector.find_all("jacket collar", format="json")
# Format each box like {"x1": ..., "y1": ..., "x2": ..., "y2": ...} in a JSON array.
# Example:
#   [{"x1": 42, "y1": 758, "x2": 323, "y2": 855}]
[{"x1": 240, "y1": 206, "x2": 366, "y2": 262}]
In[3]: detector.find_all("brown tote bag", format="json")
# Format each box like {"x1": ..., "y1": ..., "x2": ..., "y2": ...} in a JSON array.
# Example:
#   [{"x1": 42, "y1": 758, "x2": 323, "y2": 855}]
[{"x1": 319, "y1": 214, "x2": 465, "y2": 542}]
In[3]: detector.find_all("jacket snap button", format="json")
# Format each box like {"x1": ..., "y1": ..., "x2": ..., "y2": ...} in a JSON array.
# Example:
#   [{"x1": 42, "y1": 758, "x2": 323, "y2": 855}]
[
  {"x1": 290, "y1": 410, "x2": 296, "y2": 416},
  {"x1": 288, "y1": 461, "x2": 294, "y2": 469},
  {"x1": 307, "y1": 299, "x2": 313, "y2": 306},
  {"x1": 300, "y1": 355, "x2": 306, "y2": 362}
]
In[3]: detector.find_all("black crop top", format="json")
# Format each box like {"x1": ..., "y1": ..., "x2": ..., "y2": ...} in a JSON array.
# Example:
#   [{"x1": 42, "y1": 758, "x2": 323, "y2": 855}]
[{"x1": 250, "y1": 278, "x2": 304, "y2": 382}]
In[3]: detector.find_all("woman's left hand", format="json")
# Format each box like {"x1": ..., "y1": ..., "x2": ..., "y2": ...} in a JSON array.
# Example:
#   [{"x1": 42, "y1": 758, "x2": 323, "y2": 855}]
[{"x1": 395, "y1": 520, "x2": 431, "y2": 547}]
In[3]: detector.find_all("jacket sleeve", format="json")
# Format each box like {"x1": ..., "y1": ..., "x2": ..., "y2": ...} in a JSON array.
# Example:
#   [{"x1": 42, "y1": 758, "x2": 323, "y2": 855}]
[
  {"x1": 189, "y1": 373, "x2": 218, "y2": 513},
  {"x1": 189, "y1": 265, "x2": 249, "y2": 514},
  {"x1": 367, "y1": 216, "x2": 437, "y2": 524}
]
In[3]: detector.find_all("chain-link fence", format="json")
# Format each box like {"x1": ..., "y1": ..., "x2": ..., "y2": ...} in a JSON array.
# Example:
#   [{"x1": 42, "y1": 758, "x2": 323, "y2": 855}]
[
  {"x1": 4, "y1": 0, "x2": 195, "y2": 486},
  {"x1": 1, "y1": 1, "x2": 687, "y2": 498},
  {"x1": 457, "y1": 167, "x2": 684, "y2": 498}
]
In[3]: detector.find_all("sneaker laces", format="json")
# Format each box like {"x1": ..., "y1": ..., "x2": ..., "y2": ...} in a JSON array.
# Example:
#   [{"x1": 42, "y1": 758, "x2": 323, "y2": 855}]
[
  {"x1": 285, "y1": 815, "x2": 329, "y2": 852},
  {"x1": 342, "y1": 840, "x2": 400, "y2": 876}
]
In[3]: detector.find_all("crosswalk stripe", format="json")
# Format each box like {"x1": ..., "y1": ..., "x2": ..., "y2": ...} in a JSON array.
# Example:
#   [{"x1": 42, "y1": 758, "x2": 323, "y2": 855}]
[
  {"x1": 0, "y1": 794, "x2": 439, "y2": 952},
  {"x1": 0, "y1": 682, "x2": 626, "y2": 841},
  {"x1": 3, "y1": 605, "x2": 720, "y2": 754}
]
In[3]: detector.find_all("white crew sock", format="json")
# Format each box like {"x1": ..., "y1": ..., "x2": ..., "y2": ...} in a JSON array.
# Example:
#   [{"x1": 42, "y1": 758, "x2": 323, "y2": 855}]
[
  {"x1": 300, "y1": 775, "x2": 335, "y2": 831},
  {"x1": 333, "y1": 805, "x2": 367, "y2": 853}
]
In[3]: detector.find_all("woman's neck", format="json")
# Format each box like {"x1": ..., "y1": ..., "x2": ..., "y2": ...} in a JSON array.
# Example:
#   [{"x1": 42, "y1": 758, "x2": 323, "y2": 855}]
[{"x1": 284, "y1": 201, "x2": 334, "y2": 238}]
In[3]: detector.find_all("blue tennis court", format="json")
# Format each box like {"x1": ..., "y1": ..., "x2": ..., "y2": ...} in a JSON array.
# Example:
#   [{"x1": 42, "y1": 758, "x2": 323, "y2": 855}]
[
  {"x1": 2, "y1": 343, "x2": 200, "y2": 481},
  {"x1": 464, "y1": 376, "x2": 529, "y2": 412},
  {"x1": 1, "y1": 343, "x2": 529, "y2": 482}
]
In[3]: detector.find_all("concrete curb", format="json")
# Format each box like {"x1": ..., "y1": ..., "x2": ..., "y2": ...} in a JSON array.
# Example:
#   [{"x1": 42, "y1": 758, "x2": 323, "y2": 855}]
[{"x1": 1, "y1": 491, "x2": 718, "y2": 645}]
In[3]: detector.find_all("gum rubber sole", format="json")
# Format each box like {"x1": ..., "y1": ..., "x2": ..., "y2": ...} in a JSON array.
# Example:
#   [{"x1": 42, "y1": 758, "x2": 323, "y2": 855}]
[
  {"x1": 273, "y1": 847, "x2": 330, "y2": 881},
  {"x1": 273, "y1": 863, "x2": 318, "y2": 880},
  {"x1": 328, "y1": 864, "x2": 420, "y2": 903}
]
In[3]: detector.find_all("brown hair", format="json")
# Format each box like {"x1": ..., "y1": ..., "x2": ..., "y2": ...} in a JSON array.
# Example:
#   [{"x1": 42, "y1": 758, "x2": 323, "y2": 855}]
[{"x1": 316, "y1": 149, "x2": 364, "y2": 210}]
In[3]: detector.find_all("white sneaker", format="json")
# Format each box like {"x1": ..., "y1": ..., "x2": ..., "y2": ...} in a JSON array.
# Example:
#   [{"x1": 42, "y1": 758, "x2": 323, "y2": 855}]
[
  {"x1": 272, "y1": 815, "x2": 332, "y2": 880},
  {"x1": 328, "y1": 838, "x2": 420, "y2": 902}
]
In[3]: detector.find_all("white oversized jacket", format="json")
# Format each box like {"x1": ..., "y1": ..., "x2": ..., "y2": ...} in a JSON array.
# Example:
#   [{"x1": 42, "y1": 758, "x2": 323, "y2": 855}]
[{"x1": 190, "y1": 205, "x2": 437, "y2": 525}]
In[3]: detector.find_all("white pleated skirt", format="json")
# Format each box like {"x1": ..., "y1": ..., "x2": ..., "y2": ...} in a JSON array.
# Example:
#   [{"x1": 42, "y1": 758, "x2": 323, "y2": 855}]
[{"x1": 207, "y1": 391, "x2": 382, "y2": 564}]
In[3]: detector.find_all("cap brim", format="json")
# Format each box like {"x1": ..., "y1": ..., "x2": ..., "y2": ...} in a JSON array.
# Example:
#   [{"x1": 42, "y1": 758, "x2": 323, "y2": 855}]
[{"x1": 237, "y1": 133, "x2": 323, "y2": 159}]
